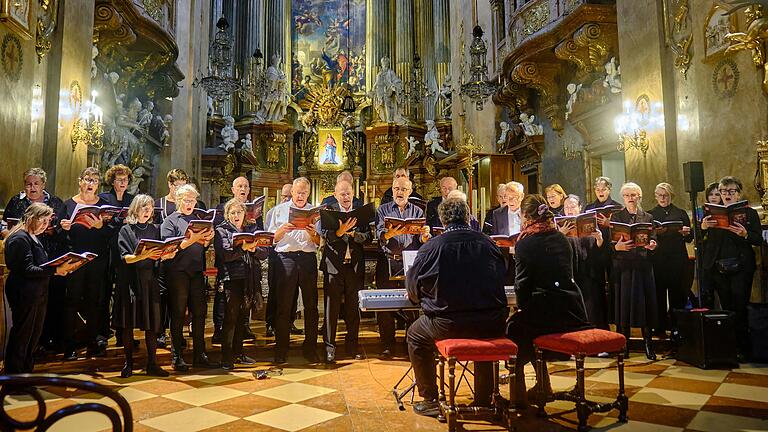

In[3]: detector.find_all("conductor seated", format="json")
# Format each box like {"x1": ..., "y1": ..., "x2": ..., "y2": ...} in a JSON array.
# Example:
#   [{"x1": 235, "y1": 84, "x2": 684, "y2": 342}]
[{"x1": 405, "y1": 197, "x2": 508, "y2": 417}]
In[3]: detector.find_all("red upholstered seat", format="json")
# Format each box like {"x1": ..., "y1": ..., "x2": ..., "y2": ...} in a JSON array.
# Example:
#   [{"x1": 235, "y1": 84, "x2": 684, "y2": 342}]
[
  {"x1": 534, "y1": 329, "x2": 626, "y2": 356},
  {"x1": 435, "y1": 338, "x2": 518, "y2": 362}
]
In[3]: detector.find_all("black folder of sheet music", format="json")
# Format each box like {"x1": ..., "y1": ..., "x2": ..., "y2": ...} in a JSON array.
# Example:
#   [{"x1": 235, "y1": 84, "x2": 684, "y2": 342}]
[{"x1": 357, "y1": 287, "x2": 516, "y2": 312}]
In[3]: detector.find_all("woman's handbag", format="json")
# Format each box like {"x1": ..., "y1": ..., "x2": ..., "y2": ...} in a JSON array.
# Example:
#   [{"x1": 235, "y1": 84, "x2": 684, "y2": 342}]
[{"x1": 715, "y1": 257, "x2": 742, "y2": 274}]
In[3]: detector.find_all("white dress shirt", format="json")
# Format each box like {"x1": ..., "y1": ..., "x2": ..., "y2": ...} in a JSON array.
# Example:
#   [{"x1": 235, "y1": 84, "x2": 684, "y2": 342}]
[
  {"x1": 267, "y1": 200, "x2": 318, "y2": 253},
  {"x1": 507, "y1": 208, "x2": 522, "y2": 235}
]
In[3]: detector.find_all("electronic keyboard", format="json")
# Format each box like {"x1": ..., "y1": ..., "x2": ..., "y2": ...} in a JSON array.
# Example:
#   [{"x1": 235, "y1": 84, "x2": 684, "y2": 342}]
[{"x1": 358, "y1": 286, "x2": 516, "y2": 312}]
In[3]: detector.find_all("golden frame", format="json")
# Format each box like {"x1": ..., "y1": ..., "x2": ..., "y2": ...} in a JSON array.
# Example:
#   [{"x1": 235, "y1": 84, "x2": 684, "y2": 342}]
[
  {"x1": 702, "y1": 3, "x2": 738, "y2": 63},
  {"x1": 316, "y1": 127, "x2": 344, "y2": 170},
  {"x1": 0, "y1": 0, "x2": 33, "y2": 40}
]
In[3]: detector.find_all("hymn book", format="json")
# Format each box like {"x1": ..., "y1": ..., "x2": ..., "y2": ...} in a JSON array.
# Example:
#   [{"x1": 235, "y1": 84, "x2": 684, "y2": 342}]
[
  {"x1": 703, "y1": 200, "x2": 749, "y2": 228},
  {"x1": 184, "y1": 220, "x2": 214, "y2": 245},
  {"x1": 653, "y1": 220, "x2": 685, "y2": 235},
  {"x1": 319, "y1": 203, "x2": 375, "y2": 232},
  {"x1": 5, "y1": 218, "x2": 20, "y2": 229},
  {"x1": 610, "y1": 222, "x2": 653, "y2": 247},
  {"x1": 68, "y1": 204, "x2": 128, "y2": 227},
  {"x1": 554, "y1": 212, "x2": 598, "y2": 238},
  {"x1": 42, "y1": 251, "x2": 98, "y2": 271},
  {"x1": 384, "y1": 216, "x2": 427, "y2": 235},
  {"x1": 288, "y1": 206, "x2": 323, "y2": 229},
  {"x1": 190, "y1": 208, "x2": 216, "y2": 221},
  {"x1": 244, "y1": 196, "x2": 266, "y2": 223},
  {"x1": 232, "y1": 231, "x2": 275, "y2": 248},
  {"x1": 588, "y1": 204, "x2": 624, "y2": 227},
  {"x1": 133, "y1": 236, "x2": 184, "y2": 257},
  {"x1": 491, "y1": 233, "x2": 520, "y2": 248}
]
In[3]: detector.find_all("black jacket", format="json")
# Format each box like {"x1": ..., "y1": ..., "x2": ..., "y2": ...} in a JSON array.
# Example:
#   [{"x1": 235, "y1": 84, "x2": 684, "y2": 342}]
[
  {"x1": 4, "y1": 230, "x2": 54, "y2": 299},
  {"x1": 318, "y1": 202, "x2": 372, "y2": 276},
  {"x1": 381, "y1": 187, "x2": 423, "y2": 205},
  {"x1": 649, "y1": 203, "x2": 693, "y2": 257},
  {"x1": 425, "y1": 197, "x2": 442, "y2": 229},
  {"x1": 213, "y1": 222, "x2": 268, "y2": 281},
  {"x1": 514, "y1": 230, "x2": 590, "y2": 333},
  {"x1": 701, "y1": 205, "x2": 762, "y2": 270}
]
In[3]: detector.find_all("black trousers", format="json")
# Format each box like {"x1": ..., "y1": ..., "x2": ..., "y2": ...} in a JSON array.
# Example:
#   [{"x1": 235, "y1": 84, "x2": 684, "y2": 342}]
[
  {"x1": 324, "y1": 266, "x2": 363, "y2": 353},
  {"x1": 64, "y1": 257, "x2": 108, "y2": 350},
  {"x1": 167, "y1": 271, "x2": 207, "y2": 358},
  {"x1": 213, "y1": 284, "x2": 250, "y2": 332},
  {"x1": 221, "y1": 279, "x2": 247, "y2": 362},
  {"x1": 6, "y1": 289, "x2": 48, "y2": 373},
  {"x1": 710, "y1": 266, "x2": 755, "y2": 354},
  {"x1": 274, "y1": 252, "x2": 318, "y2": 358},
  {"x1": 407, "y1": 312, "x2": 505, "y2": 401},
  {"x1": 40, "y1": 275, "x2": 66, "y2": 348},
  {"x1": 266, "y1": 251, "x2": 299, "y2": 328},
  {"x1": 653, "y1": 254, "x2": 690, "y2": 332}
]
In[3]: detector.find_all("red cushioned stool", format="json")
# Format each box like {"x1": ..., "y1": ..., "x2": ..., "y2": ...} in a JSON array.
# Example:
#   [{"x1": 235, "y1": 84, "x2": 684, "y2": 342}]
[
  {"x1": 435, "y1": 338, "x2": 518, "y2": 432},
  {"x1": 533, "y1": 329, "x2": 628, "y2": 431}
]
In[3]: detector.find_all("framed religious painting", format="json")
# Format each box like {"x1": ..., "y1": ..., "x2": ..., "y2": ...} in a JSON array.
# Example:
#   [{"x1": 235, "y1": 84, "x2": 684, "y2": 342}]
[
  {"x1": 0, "y1": 0, "x2": 33, "y2": 39},
  {"x1": 316, "y1": 127, "x2": 344, "y2": 170},
  {"x1": 702, "y1": 4, "x2": 738, "y2": 63}
]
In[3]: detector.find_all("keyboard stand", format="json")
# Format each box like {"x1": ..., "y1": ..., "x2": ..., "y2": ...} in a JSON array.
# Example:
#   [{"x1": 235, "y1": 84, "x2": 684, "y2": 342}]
[{"x1": 391, "y1": 309, "x2": 418, "y2": 411}]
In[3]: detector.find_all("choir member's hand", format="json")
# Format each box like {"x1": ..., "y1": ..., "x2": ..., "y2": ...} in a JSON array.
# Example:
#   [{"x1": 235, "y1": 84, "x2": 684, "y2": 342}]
[
  {"x1": 726, "y1": 222, "x2": 748, "y2": 238},
  {"x1": 596, "y1": 213, "x2": 610, "y2": 228},
  {"x1": 147, "y1": 249, "x2": 164, "y2": 260},
  {"x1": 304, "y1": 223, "x2": 317, "y2": 235},
  {"x1": 615, "y1": 237, "x2": 634, "y2": 251},
  {"x1": 201, "y1": 228, "x2": 214, "y2": 246},
  {"x1": 592, "y1": 229, "x2": 604, "y2": 247},
  {"x1": 558, "y1": 221, "x2": 575, "y2": 235},
  {"x1": 55, "y1": 261, "x2": 76, "y2": 276},
  {"x1": 336, "y1": 217, "x2": 357, "y2": 237},
  {"x1": 242, "y1": 242, "x2": 258, "y2": 252},
  {"x1": 60, "y1": 219, "x2": 73, "y2": 231},
  {"x1": 701, "y1": 215, "x2": 717, "y2": 230},
  {"x1": 161, "y1": 250, "x2": 178, "y2": 261},
  {"x1": 385, "y1": 225, "x2": 408, "y2": 239},
  {"x1": 645, "y1": 239, "x2": 657, "y2": 250},
  {"x1": 86, "y1": 214, "x2": 104, "y2": 229},
  {"x1": 420, "y1": 225, "x2": 431, "y2": 243},
  {"x1": 681, "y1": 225, "x2": 691, "y2": 235}
]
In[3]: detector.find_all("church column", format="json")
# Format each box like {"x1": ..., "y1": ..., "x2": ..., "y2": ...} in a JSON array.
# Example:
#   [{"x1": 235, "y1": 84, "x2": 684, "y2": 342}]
[
  {"x1": 395, "y1": 0, "x2": 415, "y2": 119},
  {"x1": 240, "y1": 0, "x2": 265, "y2": 116},
  {"x1": 265, "y1": 0, "x2": 290, "y2": 87},
  {"x1": 415, "y1": 0, "x2": 436, "y2": 121},
  {"x1": 366, "y1": 0, "x2": 392, "y2": 92},
  {"x1": 433, "y1": 0, "x2": 451, "y2": 121}
]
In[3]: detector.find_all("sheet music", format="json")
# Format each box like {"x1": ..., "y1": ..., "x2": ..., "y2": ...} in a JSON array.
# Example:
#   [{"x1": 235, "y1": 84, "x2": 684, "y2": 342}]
[{"x1": 402, "y1": 250, "x2": 418, "y2": 275}]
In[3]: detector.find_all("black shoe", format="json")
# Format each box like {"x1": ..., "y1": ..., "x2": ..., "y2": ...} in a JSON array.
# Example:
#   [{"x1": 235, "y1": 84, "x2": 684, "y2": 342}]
[
  {"x1": 644, "y1": 338, "x2": 657, "y2": 361},
  {"x1": 63, "y1": 350, "x2": 78, "y2": 361},
  {"x1": 120, "y1": 362, "x2": 133, "y2": 378},
  {"x1": 290, "y1": 324, "x2": 304, "y2": 335},
  {"x1": 221, "y1": 362, "x2": 235, "y2": 370},
  {"x1": 274, "y1": 355, "x2": 287, "y2": 365},
  {"x1": 173, "y1": 357, "x2": 189, "y2": 372},
  {"x1": 212, "y1": 331, "x2": 222, "y2": 345},
  {"x1": 413, "y1": 399, "x2": 440, "y2": 417},
  {"x1": 243, "y1": 328, "x2": 256, "y2": 341},
  {"x1": 265, "y1": 326, "x2": 275, "y2": 338},
  {"x1": 304, "y1": 350, "x2": 319, "y2": 364},
  {"x1": 353, "y1": 353, "x2": 364, "y2": 360},
  {"x1": 325, "y1": 351, "x2": 336, "y2": 364},
  {"x1": 380, "y1": 348, "x2": 393, "y2": 359},
  {"x1": 157, "y1": 332, "x2": 167, "y2": 349},
  {"x1": 236, "y1": 355, "x2": 257, "y2": 365},
  {"x1": 146, "y1": 363, "x2": 170, "y2": 377},
  {"x1": 193, "y1": 353, "x2": 220, "y2": 369},
  {"x1": 87, "y1": 345, "x2": 107, "y2": 358}
]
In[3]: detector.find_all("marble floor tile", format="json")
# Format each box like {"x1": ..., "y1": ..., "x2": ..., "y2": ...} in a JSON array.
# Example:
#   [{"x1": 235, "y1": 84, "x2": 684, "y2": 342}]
[
  {"x1": 630, "y1": 387, "x2": 710, "y2": 410},
  {"x1": 253, "y1": 382, "x2": 336, "y2": 403},
  {"x1": 244, "y1": 404, "x2": 342, "y2": 431},
  {"x1": 686, "y1": 410, "x2": 768, "y2": 432},
  {"x1": 140, "y1": 407, "x2": 238, "y2": 432},
  {"x1": 162, "y1": 386, "x2": 248, "y2": 406}
]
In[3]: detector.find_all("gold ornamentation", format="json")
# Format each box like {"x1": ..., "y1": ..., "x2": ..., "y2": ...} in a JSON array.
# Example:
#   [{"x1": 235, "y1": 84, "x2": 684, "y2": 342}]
[
  {"x1": 726, "y1": 4, "x2": 768, "y2": 95},
  {"x1": 142, "y1": 0, "x2": 163, "y2": 23},
  {"x1": 712, "y1": 57, "x2": 740, "y2": 98},
  {"x1": 1, "y1": 32, "x2": 22, "y2": 82},
  {"x1": 375, "y1": 133, "x2": 397, "y2": 170},
  {"x1": 35, "y1": 0, "x2": 58, "y2": 63},
  {"x1": 522, "y1": 2, "x2": 549, "y2": 36},
  {"x1": 565, "y1": 0, "x2": 581, "y2": 13},
  {"x1": 756, "y1": 138, "x2": 768, "y2": 220},
  {"x1": 671, "y1": 33, "x2": 693, "y2": 79},
  {"x1": 265, "y1": 132, "x2": 285, "y2": 168},
  {"x1": 511, "y1": 61, "x2": 563, "y2": 131}
]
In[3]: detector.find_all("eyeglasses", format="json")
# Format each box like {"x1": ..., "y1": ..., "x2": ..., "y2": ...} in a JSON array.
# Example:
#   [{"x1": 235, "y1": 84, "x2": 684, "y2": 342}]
[
  {"x1": 181, "y1": 198, "x2": 197, "y2": 204},
  {"x1": 114, "y1": 178, "x2": 129, "y2": 184},
  {"x1": 654, "y1": 193, "x2": 670, "y2": 198},
  {"x1": 595, "y1": 187, "x2": 609, "y2": 193},
  {"x1": 80, "y1": 177, "x2": 99, "y2": 184},
  {"x1": 718, "y1": 189, "x2": 740, "y2": 196},
  {"x1": 622, "y1": 193, "x2": 639, "y2": 198},
  {"x1": 228, "y1": 209, "x2": 245, "y2": 216}
]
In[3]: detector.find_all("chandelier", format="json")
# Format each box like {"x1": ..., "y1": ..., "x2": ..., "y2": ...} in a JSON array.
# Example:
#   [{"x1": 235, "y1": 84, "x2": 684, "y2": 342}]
[
  {"x1": 71, "y1": 90, "x2": 104, "y2": 150},
  {"x1": 192, "y1": 17, "x2": 242, "y2": 112},
  {"x1": 614, "y1": 95, "x2": 663, "y2": 157},
  {"x1": 242, "y1": 49, "x2": 267, "y2": 105},
  {"x1": 402, "y1": 54, "x2": 434, "y2": 121},
  {"x1": 460, "y1": 25, "x2": 498, "y2": 111}
]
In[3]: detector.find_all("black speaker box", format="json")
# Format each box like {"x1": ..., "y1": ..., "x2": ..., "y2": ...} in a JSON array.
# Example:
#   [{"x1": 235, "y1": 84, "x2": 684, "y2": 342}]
[
  {"x1": 683, "y1": 161, "x2": 705, "y2": 193},
  {"x1": 674, "y1": 309, "x2": 738, "y2": 369}
]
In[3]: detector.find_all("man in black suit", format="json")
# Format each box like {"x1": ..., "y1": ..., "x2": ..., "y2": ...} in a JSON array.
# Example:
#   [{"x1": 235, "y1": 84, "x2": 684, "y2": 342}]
[
  {"x1": 482, "y1": 183, "x2": 508, "y2": 234},
  {"x1": 317, "y1": 180, "x2": 372, "y2": 363},
  {"x1": 380, "y1": 167, "x2": 423, "y2": 204},
  {"x1": 425, "y1": 176, "x2": 457, "y2": 229},
  {"x1": 321, "y1": 171, "x2": 364, "y2": 208},
  {"x1": 489, "y1": 181, "x2": 524, "y2": 285}
]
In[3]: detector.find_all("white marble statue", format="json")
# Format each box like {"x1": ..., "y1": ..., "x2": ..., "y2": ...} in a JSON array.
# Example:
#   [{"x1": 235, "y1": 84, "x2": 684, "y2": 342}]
[
  {"x1": 425, "y1": 120, "x2": 448, "y2": 155},
  {"x1": 497, "y1": 121, "x2": 510, "y2": 150},
  {"x1": 405, "y1": 136, "x2": 419, "y2": 159},
  {"x1": 519, "y1": 113, "x2": 544, "y2": 136},
  {"x1": 220, "y1": 115, "x2": 239, "y2": 151},
  {"x1": 256, "y1": 54, "x2": 290, "y2": 123},
  {"x1": 603, "y1": 57, "x2": 622, "y2": 94},
  {"x1": 565, "y1": 83, "x2": 582, "y2": 120},
  {"x1": 161, "y1": 114, "x2": 172, "y2": 147},
  {"x1": 371, "y1": 57, "x2": 405, "y2": 124},
  {"x1": 127, "y1": 166, "x2": 145, "y2": 195},
  {"x1": 137, "y1": 101, "x2": 154, "y2": 128},
  {"x1": 109, "y1": 71, "x2": 119, "y2": 85},
  {"x1": 438, "y1": 75, "x2": 453, "y2": 119},
  {"x1": 207, "y1": 96, "x2": 214, "y2": 116},
  {"x1": 241, "y1": 133, "x2": 254, "y2": 154},
  {"x1": 91, "y1": 46, "x2": 99, "y2": 78}
]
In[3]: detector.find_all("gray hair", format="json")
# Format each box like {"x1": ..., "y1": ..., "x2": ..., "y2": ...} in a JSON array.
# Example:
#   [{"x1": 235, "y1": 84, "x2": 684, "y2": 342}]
[
  {"x1": 23, "y1": 167, "x2": 47, "y2": 185},
  {"x1": 174, "y1": 184, "x2": 199, "y2": 201},
  {"x1": 564, "y1": 194, "x2": 581, "y2": 206},
  {"x1": 505, "y1": 181, "x2": 524, "y2": 195},
  {"x1": 125, "y1": 194, "x2": 154, "y2": 224},
  {"x1": 438, "y1": 197, "x2": 470, "y2": 226},
  {"x1": 292, "y1": 177, "x2": 311, "y2": 189},
  {"x1": 594, "y1": 176, "x2": 613, "y2": 189}
]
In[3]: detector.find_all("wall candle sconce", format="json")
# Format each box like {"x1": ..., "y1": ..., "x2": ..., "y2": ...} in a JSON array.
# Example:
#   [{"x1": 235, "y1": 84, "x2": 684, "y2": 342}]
[
  {"x1": 71, "y1": 90, "x2": 104, "y2": 151},
  {"x1": 562, "y1": 138, "x2": 582, "y2": 161},
  {"x1": 614, "y1": 94, "x2": 664, "y2": 157}
]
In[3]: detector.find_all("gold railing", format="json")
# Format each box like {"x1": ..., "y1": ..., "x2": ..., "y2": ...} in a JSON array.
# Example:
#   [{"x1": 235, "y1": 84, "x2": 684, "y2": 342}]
[{"x1": 508, "y1": 0, "x2": 605, "y2": 49}]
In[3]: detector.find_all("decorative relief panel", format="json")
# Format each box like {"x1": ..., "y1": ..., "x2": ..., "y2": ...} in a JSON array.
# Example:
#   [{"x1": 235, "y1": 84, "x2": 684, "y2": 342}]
[{"x1": 522, "y1": 2, "x2": 549, "y2": 36}]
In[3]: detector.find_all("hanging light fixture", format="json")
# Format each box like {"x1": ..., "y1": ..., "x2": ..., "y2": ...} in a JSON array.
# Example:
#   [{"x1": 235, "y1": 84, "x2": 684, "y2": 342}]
[
  {"x1": 341, "y1": 0, "x2": 356, "y2": 113},
  {"x1": 192, "y1": 16, "x2": 242, "y2": 113},
  {"x1": 460, "y1": 25, "x2": 499, "y2": 111}
]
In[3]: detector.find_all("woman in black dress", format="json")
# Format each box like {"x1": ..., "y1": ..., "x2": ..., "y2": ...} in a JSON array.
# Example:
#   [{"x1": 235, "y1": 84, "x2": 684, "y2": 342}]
[
  {"x1": 558, "y1": 194, "x2": 607, "y2": 329},
  {"x1": 58, "y1": 166, "x2": 111, "y2": 360},
  {"x1": 506, "y1": 194, "x2": 591, "y2": 401},
  {"x1": 649, "y1": 183, "x2": 692, "y2": 337},
  {"x1": 114, "y1": 194, "x2": 175, "y2": 377},
  {"x1": 698, "y1": 182, "x2": 722, "y2": 308},
  {"x1": 544, "y1": 184, "x2": 567, "y2": 216},
  {"x1": 161, "y1": 184, "x2": 215, "y2": 371},
  {"x1": 4, "y1": 203, "x2": 76, "y2": 373},
  {"x1": 701, "y1": 176, "x2": 762, "y2": 360},
  {"x1": 611, "y1": 182, "x2": 659, "y2": 360},
  {"x1": 214, "y1": 199, "x2": 268, "y2": 369}
]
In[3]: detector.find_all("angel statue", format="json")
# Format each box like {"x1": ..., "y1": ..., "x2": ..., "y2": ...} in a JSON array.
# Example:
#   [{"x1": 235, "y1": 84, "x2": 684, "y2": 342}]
[
  {"x1": 496, "y1": 121, "x2": 510, "y2": 153},
  {"x1": 519, "y1": 113, "x2": 544, "y2": 136},
  {"x1": 405, "y1": 136, "x2": 419, "y2": 159},
  {"x1": 425, "y1": 120, "x2": 449, "y2": 155},
  {"x1": 565, "y1": 83, "x2": 582, "y2": 120},
  {"x1": 725, "y1": 2, "x2": 768, "y2": 93},
  {"x1": 241, "y1": 133, "x2": 254, "y2": 154},
  {"x1": 603, "y1": 57, "x2": 622, "y2": 94},
  {"x1": 438, "y1": 75, "x2": 453, "y2": 119},
  {"x1": 219, "y1": 116, "x2": 239, "y2": 151}
]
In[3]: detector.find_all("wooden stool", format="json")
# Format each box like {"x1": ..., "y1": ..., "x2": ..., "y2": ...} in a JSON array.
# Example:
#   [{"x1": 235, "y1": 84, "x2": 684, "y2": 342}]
[
  {"x1": 533, "y1": 329, "x2": 628, "y2": 432},
  {"x1": 435, "y1": 338, "x2": 518, "y2": 432}
]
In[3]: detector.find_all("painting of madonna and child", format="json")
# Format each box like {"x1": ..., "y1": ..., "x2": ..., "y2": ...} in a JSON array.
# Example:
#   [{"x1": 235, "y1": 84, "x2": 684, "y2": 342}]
[{"x1": 318, "y1": 128, "x2": 344, "y2": 167}]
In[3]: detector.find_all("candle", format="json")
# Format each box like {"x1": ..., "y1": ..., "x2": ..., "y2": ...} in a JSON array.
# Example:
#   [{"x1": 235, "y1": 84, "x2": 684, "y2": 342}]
[
  {"x1": 472, "y1": 189, "x2": 478, "y2": 216},
  {"x1": 372, "y1": 185, "x2": 377, "y2": 204},
  {"x1": 263, "y1": 186, "x2": 268, "y2": 199},
  {"x1": 363, "y1": 180, "x2": 368, "y2": 204},
  {"x1": 480, "y1": 187, "x2": 486, "y2": 221}
]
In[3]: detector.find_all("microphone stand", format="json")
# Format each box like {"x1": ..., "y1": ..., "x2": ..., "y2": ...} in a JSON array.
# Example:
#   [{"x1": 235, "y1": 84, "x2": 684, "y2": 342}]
[{"x1": 689, "y1": 190, "x2": 703, "y2": 309}]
